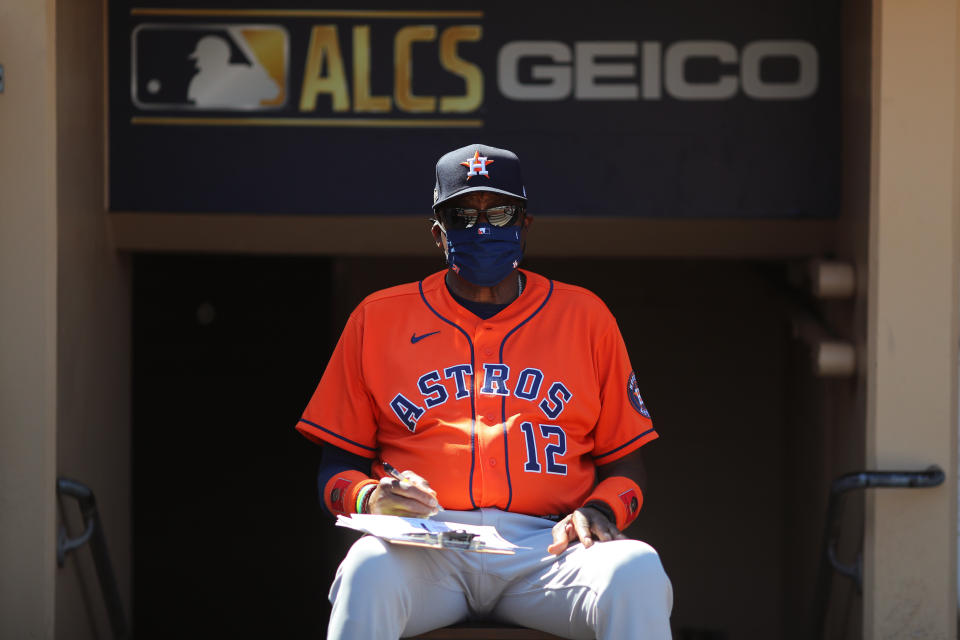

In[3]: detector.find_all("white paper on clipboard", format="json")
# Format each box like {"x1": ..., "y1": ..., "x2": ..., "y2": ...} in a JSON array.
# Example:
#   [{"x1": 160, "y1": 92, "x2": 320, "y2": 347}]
[{"x1": 336, "y1": 513, "x2": 521, "y2": 554}]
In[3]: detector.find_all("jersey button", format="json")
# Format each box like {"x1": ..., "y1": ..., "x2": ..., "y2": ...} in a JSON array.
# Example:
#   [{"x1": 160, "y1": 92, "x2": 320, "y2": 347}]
[
  {"x1": 488, "y1": 457, "x2": 497, "y2": 467},
  {"x1": 484, "y1": 347, "x2": 494, "y2": 356}
]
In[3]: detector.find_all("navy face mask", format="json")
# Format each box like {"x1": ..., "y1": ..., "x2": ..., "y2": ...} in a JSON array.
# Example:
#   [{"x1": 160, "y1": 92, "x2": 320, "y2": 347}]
[{"x1": 444, "y1": 223, "x2": 523, "y2": 287}]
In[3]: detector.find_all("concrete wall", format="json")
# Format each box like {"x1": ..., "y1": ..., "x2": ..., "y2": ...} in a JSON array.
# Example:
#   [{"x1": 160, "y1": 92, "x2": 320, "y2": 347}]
[
  {"x1": 53, "y1": 0, "x2": 132, "y2": 637},
  {"x1": 0, "y1": 0, "x2": 132, "y2": 638},
  {"x1": 0, "y1": 0, "x2": 59, "y2": 637},
  {"x1": 865, "y1": 0, "x2": 960, "y2": 636}
]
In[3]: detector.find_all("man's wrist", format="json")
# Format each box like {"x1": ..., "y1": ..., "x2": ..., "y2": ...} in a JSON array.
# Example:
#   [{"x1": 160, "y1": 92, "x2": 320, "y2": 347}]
[
  {"x1": 323, "y1": 471, "x2": 378, "y2": 516},
  {"x1": 356, "y1": 483, "x2": 377, "y2": 514},
  {"x1": 580, "y1": 476, "x2": 644, "y2": 530},
  {"x1": 582, "y1": 500, "x2": 616, "y2": 524}
]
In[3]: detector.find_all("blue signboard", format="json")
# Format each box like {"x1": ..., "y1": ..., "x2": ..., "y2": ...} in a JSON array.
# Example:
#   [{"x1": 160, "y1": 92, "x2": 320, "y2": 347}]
[{"x1": 109, "y1": 1, "x2": 840, "y2": 217}]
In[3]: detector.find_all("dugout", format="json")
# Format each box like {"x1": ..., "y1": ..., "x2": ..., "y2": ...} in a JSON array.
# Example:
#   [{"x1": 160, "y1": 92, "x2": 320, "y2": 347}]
[
  {"x1": 128, "y1": 254, "x2": 830, "y2": 639},
  {"x1": 2, "y1": 1, "x2": 959, "y2": 639}
]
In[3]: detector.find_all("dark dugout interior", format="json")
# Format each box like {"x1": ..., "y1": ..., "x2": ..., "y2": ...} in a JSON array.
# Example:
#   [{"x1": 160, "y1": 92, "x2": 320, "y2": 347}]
[{"x1": 132, "y1": 253, "x2": 838, "y2": 639}]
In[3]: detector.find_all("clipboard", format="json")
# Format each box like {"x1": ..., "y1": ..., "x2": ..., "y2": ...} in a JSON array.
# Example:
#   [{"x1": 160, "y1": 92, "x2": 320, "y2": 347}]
[
  {"x1": 336, "y1": 514, "x2": 520, "y2": 555},
  {"x1": 390, "y1": 529, "x2": 515, "y2": 554}
]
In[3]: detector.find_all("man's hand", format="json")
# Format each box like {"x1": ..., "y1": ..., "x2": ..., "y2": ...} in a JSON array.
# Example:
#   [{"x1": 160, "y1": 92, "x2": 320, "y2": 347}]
[
  {"x1": 367, "y1": 470, "x2": 439, "y2": 517},
  {"x1": 547, "y1": 505, "x2": 627, "y2": 555}
]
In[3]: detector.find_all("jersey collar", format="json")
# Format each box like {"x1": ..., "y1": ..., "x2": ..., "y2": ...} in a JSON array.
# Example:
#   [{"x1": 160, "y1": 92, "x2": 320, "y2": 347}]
[{"x1": 420, "y1": 269, "x2": 551, "y2": 330}]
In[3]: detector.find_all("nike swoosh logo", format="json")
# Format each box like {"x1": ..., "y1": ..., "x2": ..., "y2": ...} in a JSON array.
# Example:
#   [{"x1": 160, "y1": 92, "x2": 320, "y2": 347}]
[{"x1": 410, "y1": 331, "x2": 440, "y2": 344}]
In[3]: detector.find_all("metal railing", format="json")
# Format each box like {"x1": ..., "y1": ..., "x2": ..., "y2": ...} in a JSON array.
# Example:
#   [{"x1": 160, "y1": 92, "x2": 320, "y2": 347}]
[
  {"x1": 812, "y1": 466, "x2": 945, "y2": 639},
  {"x1": 57, "y1": 477, "x2": 130, "y2": 640}
]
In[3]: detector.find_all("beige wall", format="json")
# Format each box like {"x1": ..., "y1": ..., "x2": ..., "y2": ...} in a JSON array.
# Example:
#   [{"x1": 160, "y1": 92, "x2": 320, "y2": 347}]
[
  {"x1": 1, "y1": 0, "x2": 131, "y2": 638},
  {"x1": 865, "y1": 0, "x2": 960, "y2": 637},
  {"x1": 0, "y1": 0, "x2": 59, "y2": 637},
  {"x1": 53, "y1": 0, "x2": 132, "y2": 638}
]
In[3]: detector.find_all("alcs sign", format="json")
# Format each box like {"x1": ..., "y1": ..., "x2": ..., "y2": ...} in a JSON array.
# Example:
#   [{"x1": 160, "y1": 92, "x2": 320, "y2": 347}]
[{"x1": 131, "y1": 14, "x2": 818, "y2": 123}]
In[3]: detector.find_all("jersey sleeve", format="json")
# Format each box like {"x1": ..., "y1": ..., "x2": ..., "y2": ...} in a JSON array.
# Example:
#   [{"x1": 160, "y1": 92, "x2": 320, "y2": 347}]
[
  {"x1": 590, "y1": 317, "x2": 658, "y2": 464},
  {"x1": 296, "y1": 308, "x2": 379, "y2": 458}
]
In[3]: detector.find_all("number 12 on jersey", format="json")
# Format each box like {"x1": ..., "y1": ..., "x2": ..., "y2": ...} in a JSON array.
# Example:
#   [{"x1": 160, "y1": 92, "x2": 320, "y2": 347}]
[{"x1": 520, "y1": 422, "x2": 567, "y2": 475}]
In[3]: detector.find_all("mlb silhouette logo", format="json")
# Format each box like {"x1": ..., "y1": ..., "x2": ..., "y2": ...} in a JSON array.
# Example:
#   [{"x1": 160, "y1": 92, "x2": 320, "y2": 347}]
[
  {"x1": 132, "y1": 24, "x2": 288, "y2": 110},
  {"x1": 477, "y1": 227, "x2": 491, "y2": 235}
]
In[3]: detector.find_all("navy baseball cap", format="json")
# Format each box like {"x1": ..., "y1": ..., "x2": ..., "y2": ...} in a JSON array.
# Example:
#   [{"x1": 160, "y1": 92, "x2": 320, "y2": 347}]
[{"x1": 433, "y1": 143, "x2": 527, "y2": 209}]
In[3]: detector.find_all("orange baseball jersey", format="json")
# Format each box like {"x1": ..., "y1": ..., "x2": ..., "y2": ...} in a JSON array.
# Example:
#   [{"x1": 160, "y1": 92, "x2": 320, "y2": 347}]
[{"x1": 296, "y1": 269, "x2": 657, "y2": 517}]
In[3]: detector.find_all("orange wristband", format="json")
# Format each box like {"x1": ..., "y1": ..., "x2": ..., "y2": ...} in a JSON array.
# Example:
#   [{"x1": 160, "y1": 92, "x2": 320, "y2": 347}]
[
  {"x1": 581, "y1": 476, "x2": 644, "y2": 531},
  {"x1": 323, "y1": 470, "x2": 379, "y2": 516}
]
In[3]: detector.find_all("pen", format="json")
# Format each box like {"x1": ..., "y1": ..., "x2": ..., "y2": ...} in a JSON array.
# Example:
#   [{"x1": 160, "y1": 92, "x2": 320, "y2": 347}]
[
  {"x1": 382, "y1": 461, "x2": 406, "y2": 483},
  {"x1": 382, "y1": 461, "x2": 442, "y2": 514}
]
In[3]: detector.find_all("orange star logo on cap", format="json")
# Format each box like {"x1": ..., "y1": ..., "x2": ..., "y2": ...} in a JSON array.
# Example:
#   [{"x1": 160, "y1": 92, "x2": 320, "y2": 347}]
[{"x1": 460, "y1": 149, "x2": 494, "y2": 180}]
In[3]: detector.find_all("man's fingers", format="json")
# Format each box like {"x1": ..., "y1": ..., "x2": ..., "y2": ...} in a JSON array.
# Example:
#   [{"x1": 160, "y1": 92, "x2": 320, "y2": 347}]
[
  {"x1": 547, "y1": 511, "x2": 627, "y2": 554},
  {"x1": 587, "y1": 517, "x2": 619, "y2": 543},
  {"x1": 572, "y1": 511, "x2": 594, "y2": 547},
  {"x1": 547, "y1": 519, "x2": 575, "y2": 555},
  {"x1": 381, "y1": 495, "x2": 437, "y2": 516},
  {"x1": 576, "y1": 506, "x2": 624, "y2": 544},
  {"x1": 371, "y1": 480, "x2": 437, "y2": 516},
  {"x1": 397, "y1": 471, "x2": 440, "y2": 507},
  {"x1": 381, "y1": 477, "x2": 439, "y2": 508},
  {"x1": 400, "y1": 470, "x2": 438, "y2": 495},
  {"x1": 592, "y1": 524, "x2": 613, "y2": 542}
]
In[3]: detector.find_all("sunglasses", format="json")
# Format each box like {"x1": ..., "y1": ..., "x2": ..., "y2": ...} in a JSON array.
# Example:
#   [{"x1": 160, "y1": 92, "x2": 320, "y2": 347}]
[{"x1": 436, "y1": 204, "x2": 525, "y2": 230}]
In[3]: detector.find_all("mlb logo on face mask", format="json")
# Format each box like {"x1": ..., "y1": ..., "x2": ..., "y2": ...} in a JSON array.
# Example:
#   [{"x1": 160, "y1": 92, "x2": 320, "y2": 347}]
[{"x1": 131, "y1": 24, "x2": 288, "y2": 110}]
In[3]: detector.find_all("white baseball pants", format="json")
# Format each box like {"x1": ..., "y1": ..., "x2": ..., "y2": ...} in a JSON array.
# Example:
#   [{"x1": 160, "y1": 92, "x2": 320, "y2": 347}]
[{"x1": 326, "y1": 508, "x2": 673, "y2": 640}]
